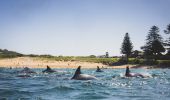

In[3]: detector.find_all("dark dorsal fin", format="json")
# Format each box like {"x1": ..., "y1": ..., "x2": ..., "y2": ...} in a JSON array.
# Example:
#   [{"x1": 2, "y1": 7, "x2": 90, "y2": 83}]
[
  {"x1": 22, "y1": 67, "x2": 31, "y2": 72},
  {"x1": 24, "y1": 67, "x2": 30, "y2": 70},
  {"x1": 96, "y1": 66, "x2": 103, "y2": 72},
  {"x1": 72, "y1": 66, "x2": 81, "y2": 79},
  {"x1": 125, "y1": 66, "x2": 130, "y2": 76},
  {"x1": 97, "y1": 66, "x2": 100, "y2": 70},
  {"x1": 47, "y1": 65, "x2": 52, "y2": 70}
]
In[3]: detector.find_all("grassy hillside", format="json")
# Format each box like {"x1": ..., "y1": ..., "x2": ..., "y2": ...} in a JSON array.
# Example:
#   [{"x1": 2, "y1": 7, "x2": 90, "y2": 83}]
[{"x1": 0, "y1": 49, "x2": 23, "y2": 58}]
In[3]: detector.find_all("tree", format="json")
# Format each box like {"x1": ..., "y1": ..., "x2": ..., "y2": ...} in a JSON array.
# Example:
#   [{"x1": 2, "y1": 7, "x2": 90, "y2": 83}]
[
  {"x1": 151, "y1": 40, "x2": 165, "y2": 59},
  {"x1": 89, "y1": 55, "x2": 96, "y2": 58},
  {"x1": 121, "y1": 33, "x2": 133, "y2": 62},
  {"x1": 141, "y1": 26, "x2": 165, "y2": 59},
  {"x1": 130, "y1": 50, "x2": 143, "y2": 58},
  {"x1": 164, "y1": 24, "x2": 170, "y2": 54}
]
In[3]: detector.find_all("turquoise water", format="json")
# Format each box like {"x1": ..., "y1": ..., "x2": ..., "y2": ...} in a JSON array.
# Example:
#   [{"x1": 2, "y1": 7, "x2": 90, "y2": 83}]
[{"x1": 0, "y1": 67, "x2": 170, "y2": 100}]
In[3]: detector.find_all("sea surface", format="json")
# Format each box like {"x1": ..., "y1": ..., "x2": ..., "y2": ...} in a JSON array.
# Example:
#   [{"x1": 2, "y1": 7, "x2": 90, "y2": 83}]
[{"x1": 0, "y1": 67, "x2": 170, "y2": 100}]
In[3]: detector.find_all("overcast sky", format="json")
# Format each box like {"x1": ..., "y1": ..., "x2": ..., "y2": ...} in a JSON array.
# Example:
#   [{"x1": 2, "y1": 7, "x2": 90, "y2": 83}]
[{"x1": 0, "y1": 0, "x2": 170, "y2": 56}]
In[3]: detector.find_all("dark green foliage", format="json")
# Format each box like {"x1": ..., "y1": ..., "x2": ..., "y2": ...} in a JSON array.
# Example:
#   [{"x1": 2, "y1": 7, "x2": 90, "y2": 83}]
[
  {"x1": 158, "y1": 60, "x2": 170, "y2": 68},
  {"x1": 26, "y1": 54, "x2": 39, "y2": 57},
  {"x1": 142, "y1": 59, "x2": 158, "y2": 65},
  {"x1": 164, "y1": 24, "x2": 170, "y2": 34},
  {"x1": 111, "y1": 57, "x2": 127, "y2": 66},
  {"x1": 39, "y1": 54, "x2": 54, "y2": 58},
  {"x1": 0, "y1": 49, "x2": 23, "y2": 58},
  {"x1": 89, "y1": 55, "x2": 96, "y2": 58},
  {"x1": 164, "y1": 24, "x2": 170, "y2": 54},
  {"x1": 141, "y1": 26, "x2": 165, "y2": 59},
  {"x1": 121, "y1": 33, "x2": 133, "y2": 62},
  {"x1": 128, "y1": 58, "x2": 140, "y2": 64},
  {"x1": 128, "y1": 58, "x2": 158, "y2": 65},
  {"x1": 151, "y1": 40, "x2": 165, "y2": 55},
  {"x1": 128, "y1": 58, "x2": 170, "y2": 67},
  {"x1": 130, "y1": 50, "x2": 143, "y2": 58}
]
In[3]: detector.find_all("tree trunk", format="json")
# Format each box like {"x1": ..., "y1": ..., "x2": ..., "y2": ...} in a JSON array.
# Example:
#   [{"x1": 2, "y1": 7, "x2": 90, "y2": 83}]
[{"x1": 126, "y1": 54, "x2": 129, "y2": 64}]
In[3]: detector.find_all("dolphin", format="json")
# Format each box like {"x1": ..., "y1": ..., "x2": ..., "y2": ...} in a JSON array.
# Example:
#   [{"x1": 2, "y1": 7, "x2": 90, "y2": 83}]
[
  {"x1": 17, "y1": 67, "x2": 36, "y2": 77},
  {"x1": 42, "y1": 65, "x2": 56, "y2": 73},
  {"x1": 19, "y1": 67, "x2": 36, "y2": 74},
  {"x1": 96, "y1": 66, "x2": 103, "y2": 72},
  {"x1": 125, "y1": 66, "x2": 145, "y2": 78},
  {"x1": 71, "y1": 66, "x2": 97, "y2": 80}
]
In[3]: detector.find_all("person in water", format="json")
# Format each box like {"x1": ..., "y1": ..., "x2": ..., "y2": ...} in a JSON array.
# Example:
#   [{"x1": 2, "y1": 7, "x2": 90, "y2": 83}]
[
  {"x1": 96, "y1": 66, "x2": 103, "y2": 72},
  {"x1": 125, "y1": 66, "x2": 144, "y2": 78}
]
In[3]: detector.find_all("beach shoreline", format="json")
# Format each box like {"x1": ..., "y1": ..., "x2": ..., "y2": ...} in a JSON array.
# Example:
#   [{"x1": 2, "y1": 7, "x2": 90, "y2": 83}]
[
  {"x1": 0, "y1": 57, "x2": 158, "y2": 69},
  {"x1": 0, "y1": 57, "x2": 106, "y2": 69}
]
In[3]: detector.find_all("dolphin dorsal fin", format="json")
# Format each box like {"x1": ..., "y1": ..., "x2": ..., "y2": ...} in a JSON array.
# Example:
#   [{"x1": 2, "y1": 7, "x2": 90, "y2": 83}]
[
  {"x1": 75, "y1": 66, "x2": 81, "y2": 75},
  {"x1": 72, "y1": 66, "x2": 81, "y2": 79},
  {"x1": 24, "y1": 67, "x2": 29, "y2": 71},
  {"x1": 47, "y1": 65, "x2": 51, "y2": 70},
  {"x1": 97, "y1": 66, "x2": 100, "y2": 70},
  {"x1": 125, "y1": 66, "x2": 130, "y2": 76}
]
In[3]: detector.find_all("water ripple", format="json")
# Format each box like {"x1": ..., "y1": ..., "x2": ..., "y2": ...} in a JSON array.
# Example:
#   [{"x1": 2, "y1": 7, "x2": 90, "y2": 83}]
[{"x1": 0, "y1": 68, "x2": 170, "y2": 100}]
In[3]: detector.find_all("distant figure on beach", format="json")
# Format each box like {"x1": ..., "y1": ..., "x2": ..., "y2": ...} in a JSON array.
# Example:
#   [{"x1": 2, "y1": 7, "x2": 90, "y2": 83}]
[
  {"x1": 96, "y1": 66, "x2": 103, "y2": 72},
  {"x1": 72, "y1": 66, "x2": 97, "y2": 80},
  {"x1": 42, "y1": 65, "x2": 56, "y2": 73},
  {"x1": 125, "y1": 66, "x2": 144, "y2": 78}
]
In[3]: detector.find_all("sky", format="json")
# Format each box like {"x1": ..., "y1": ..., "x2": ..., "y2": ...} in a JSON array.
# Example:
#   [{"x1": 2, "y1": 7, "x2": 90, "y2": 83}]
[{"x1": 0, "y1": 0, "x2": 170, "y2": 56}]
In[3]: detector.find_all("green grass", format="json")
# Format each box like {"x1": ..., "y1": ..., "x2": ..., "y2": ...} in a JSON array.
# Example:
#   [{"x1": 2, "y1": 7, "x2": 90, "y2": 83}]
[
  {"x1": 38, "y1": 57, "x2": 170, "y2": 67},
  {"x1": 128, "y1": 58, "x2": 170, "y2": 67},
  {"x1": 35, "y1": 56, "x2": 119, "y2": 65}
]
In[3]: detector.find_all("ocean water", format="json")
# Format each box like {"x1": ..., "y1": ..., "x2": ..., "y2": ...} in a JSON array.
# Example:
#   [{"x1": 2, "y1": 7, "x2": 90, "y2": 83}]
[{"x1": 0, "y1": 67, "x2": 170, "y2": 100}]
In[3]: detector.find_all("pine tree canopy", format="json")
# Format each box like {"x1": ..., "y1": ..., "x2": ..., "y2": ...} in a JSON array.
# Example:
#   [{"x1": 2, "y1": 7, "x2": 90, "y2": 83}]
[
  {"x1": 164, "y1": 24, "x2": 170, "y2": 50},
  {"x1": 141, "y1": 25, "x2": 165, "y2": 56},
  {"x1": 121, "y1": 33, "x2": 133, "y2": 56}
]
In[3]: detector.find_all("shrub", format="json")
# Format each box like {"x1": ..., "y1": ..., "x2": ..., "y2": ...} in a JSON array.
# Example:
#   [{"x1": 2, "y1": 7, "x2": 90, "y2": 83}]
[{"x1": 157, "y1": 60, "x2": 170, "y2": 68}]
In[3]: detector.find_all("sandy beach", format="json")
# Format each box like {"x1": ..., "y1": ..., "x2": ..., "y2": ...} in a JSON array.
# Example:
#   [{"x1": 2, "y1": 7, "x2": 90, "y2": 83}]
[
  {"x1": 0, "y1": 57, "x2": 149, "y2": 69},
  {"x1": 0, "y1": 57, "x2": 106, "y2": 69}
]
